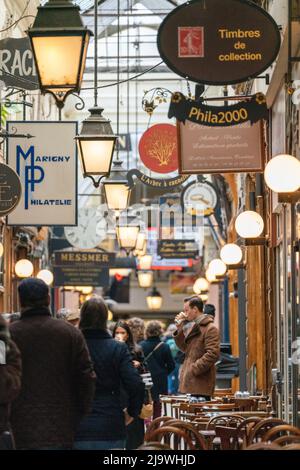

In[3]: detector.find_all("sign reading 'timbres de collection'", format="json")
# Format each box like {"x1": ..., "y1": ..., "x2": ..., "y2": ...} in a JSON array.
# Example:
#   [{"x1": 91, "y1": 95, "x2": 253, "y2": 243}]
[{"x1": 157, "y1": 0, "x2": 281, "y2": 85}]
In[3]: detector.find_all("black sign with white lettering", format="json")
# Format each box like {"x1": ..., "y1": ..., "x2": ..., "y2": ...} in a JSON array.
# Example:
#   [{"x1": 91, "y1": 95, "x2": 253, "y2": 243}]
[
  {"x1": 0, "y1": 37, "x2": 39, "y2": 90},
  {"x1": 53, "y1": 266, "x2": 109, "y2": 287},
  {"x1": 158, "y1": 239, "x2": 199, "y2": 259},
  {"x1": 0, "y1": 163, "x2": 22, "y2": 216}
]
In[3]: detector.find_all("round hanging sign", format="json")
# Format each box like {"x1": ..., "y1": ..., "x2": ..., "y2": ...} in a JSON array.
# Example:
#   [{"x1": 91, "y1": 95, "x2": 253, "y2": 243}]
[
  {"x1": 139, "y1": 123, "x2": 178, "y2": 174},
  {"x1": 157, "y1": 0, "x2": 281, "y2": 85},
  {"x1": 0, "y1": 163, "x2": 22, "y2": 216}
]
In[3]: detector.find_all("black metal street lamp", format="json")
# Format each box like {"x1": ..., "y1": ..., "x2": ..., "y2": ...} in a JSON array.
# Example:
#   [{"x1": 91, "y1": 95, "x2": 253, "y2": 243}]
[
  {"x1": 75, "y1": 0, "x2": 117, "y2": 187},
  {"x1": 146, "y1": 286, "x2": 163, "y2": 311},
  {"x1": 28, "y1": 0, "x2": 92, "y2": 107},
  {"x1": 102, "y1": 161, "x2": 132, "y2": 212}
]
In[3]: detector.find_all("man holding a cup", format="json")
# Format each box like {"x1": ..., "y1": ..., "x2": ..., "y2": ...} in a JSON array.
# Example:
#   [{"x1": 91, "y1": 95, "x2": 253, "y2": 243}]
[{"x1": 174, "y1": 296, "x2": 220, "y2": 401}]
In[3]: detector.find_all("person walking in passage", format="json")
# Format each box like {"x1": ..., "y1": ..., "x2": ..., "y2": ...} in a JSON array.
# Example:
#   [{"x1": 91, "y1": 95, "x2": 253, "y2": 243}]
[
  {"x1": 10, "y1": 278, "x2": 96, "y2": 450},
  {"x1": 140, "y1": 321, "x2": 175, "y2": 419},
  {"x1": 74, "y1": 298, "x2": 145, "y2": 450},
  {"x1": 0, "y1": 316, "x2": 21, "y2": 450},
  {"x1": 174, "y1": 297, "x2": 220, "y2": 400},
  {"x1": 113, "y1": 320, "x2": 146, "y2": 449}
]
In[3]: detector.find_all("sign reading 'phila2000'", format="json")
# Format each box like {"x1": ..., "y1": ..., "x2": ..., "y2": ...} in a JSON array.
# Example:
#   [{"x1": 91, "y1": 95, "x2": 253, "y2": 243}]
[
  {"x1": 157, "y1": 0, "x2": 281, "y2": 85},
  {"x1": 7, "y1": 121, "x2": 77, "y2": 226}
]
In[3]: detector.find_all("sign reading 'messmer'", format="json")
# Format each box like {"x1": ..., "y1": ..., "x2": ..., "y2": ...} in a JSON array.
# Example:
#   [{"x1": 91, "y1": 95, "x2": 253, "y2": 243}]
[{"x1": 157, "y1": 0, "x2": 281, "y2": 85}]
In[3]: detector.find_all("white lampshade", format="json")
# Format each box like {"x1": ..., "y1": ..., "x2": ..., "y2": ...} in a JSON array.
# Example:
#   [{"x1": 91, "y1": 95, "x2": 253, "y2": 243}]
[
  {"x1": 193, "y1": 277, "x2": 209, "y2": 294},
  {"x1": 116, "y1": 225, "x2": 140, "y2": 251},
  {"x1": 139, "y1": 255, "x2": 152, "y2": 270},
  {"x1": 208, "y1": 258, "x2": 227, "y2": 277},
  {"x1": 235, "y1": 211, "x2": 264, "y2": 239},
  {"x1": 37, "y1": 269, "x2": 54, "y2": 285},
  {"x1": 15, "y1": 259, "x2": 34, "y2": 278},
  {"x1": 264, "y1": 154, "x2": 300, "y2": 193},
  {"x1": 138, "y1": 271, "x2": 153, "y2": 288},
  {"x1": 146, "y1": 287, "x2": 163, "y2": 311},
  {"x1": 206, "y1": 268, "x2": 217, "y2": 283},
  {"x1": 0, "y1": 242, "x2": 3, "y2": 258},
  {"x1": 220, "y1": 243, "x2": 243, "y2": 265}
]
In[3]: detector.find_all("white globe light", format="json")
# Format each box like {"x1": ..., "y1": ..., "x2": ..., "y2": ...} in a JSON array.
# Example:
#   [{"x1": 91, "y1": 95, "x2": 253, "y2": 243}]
[
  {"x1": 220, "y1": 243, "x2": 243, "y2": 265},
  {"x1": 208, "y1": 258, "x2": 227, "y2": 277},
  {"x1": 264, "y1": 154, "x2": 300, "y2": 193},
  {"x1": 0, "y1": 242, "x2": 3, "y2": 258},
  {"x1": 37, "y1": 269, "x2": 54, "y2": 285},
  {"x1": 193, "y1": 277, "x2": 209, "y2": 294},
  {"x1": 15, "y1": 259, "x2": 34, "y2": 278},
  {"x1": 235, "y1": 211, "x2": 264, "y2": 239},
  {"x1": 206, "y1": 268, "x2": 217, "y2": 283}
]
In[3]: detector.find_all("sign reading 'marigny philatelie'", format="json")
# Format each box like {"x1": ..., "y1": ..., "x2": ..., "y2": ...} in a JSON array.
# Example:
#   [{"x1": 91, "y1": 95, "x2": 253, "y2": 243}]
[{"x1": 7, "y1": 122, "x2": 77, "y2": 226}]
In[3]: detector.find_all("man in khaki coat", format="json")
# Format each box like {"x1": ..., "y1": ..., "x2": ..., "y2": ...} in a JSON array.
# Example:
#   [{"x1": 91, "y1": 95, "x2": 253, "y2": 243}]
[{"x1": 174, "y1": 297, "x2": 220, "y2": 400}]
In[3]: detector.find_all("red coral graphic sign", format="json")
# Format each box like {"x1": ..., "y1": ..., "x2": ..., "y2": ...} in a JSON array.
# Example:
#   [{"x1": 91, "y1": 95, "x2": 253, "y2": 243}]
[{"x1": 139, "y1": 124, "x2": 178, "y2": 174}]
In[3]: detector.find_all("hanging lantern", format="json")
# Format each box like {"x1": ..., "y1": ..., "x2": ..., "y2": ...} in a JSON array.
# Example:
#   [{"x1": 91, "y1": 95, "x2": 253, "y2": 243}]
[
  {"x1": 235, "y1": 211, "x2": 264, "y2": 239},
  {"x1": 220, "y1": 243, "x2": 243, "y2": 266},
  {"x1": 102, "y1": 161, "x2": 131, "y2": 213},
  {"x1": 135, "y1": 232, "x2": 146, "y2": 251},
  {"x1": 37, "y1": 269, "x2": 54, "y2": 285},
  {"x1": 116, "y1": 224, "x2": 140, "y2": 253},
  {"x1": 139, "y1": 255, "x2": 152, "y2": 270},
  {"x1": 28, "y1": 0, "x2": 92, "y2": 106},
  {"x1": 146, "y1": 286, "x2": 163, "y2": 311},
  {"x1": 15, "y1": 259, "x2": 34, "y2": 278},
  {"x1": 138, "y1": 271, "x2": 153, "y2": 288}
]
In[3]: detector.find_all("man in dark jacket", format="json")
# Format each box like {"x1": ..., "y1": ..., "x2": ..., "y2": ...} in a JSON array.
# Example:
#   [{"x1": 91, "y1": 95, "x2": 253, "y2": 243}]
[
  {"x1": 140, "y1": 321, "x2": 175, "y2": 419},
  {"x1": 0, "y1": 316, "x2": 21, "y2": 449},
  {"x1": 10, "y1": 278, "x2": 96, "y2": 450},
  {"x1": 174, "y1": 297, "x2": 220, "y2": 400}
]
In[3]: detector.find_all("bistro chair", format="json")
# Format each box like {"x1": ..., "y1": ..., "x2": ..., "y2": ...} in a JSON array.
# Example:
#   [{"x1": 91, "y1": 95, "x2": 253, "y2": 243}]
[
  {"x1": 263, "y1": 425, "x2": 300, "y2": 442},
  {"x1": 273, "y1": 435, "x2": 300, "y2": 446},
  {"x1": 248, "y1": 418, "x2": 286, "y2": 444}
]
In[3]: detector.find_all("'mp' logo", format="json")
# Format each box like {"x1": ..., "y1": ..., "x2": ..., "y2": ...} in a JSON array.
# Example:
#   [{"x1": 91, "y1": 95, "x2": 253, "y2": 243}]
[{"x1": 16, "y1": 146, "x2": 44, "y2": 209}]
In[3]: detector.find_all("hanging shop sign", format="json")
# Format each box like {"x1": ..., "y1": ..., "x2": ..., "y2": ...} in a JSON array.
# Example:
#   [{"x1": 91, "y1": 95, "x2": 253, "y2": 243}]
[
  {"x1": 157, "y1": 0, "x2": 281, "y2": 85},
  {"x1": 158, "y1": 239, "x2": 199, "y2": 259},
  {"x1": 177, "y1": 119, "x2": 265, "y2": 174},
  {"x1": 0, "y1": 163, "x2": 22, "y2": 216},
  {"x1": 53, "y1": 266, "x2": 109, "y2": 288},
  {"x1": 139, "y1": 124, "x2": 178, "y2": 173},
  {"x1": 7, "y1": 121, "x2": 77, "y2": 226},
  {"x1": 127, "y1": 168, "x2": 189, "y2": 189},
  {"x1": 0, "y1": 37, "x2": 39, "y2": 90},
  {"x1": 181, "y1": 180, "x2": 218, "y2": 217},
  {"x1": 169, "y1": 272, "x2": 198, "y2": 295},
  {"x1": 54, "y1": 250, "x2": 115, "y2": 267},
  {"x1": 168, "y1": 92, "x2": 268, "y2": 126}
]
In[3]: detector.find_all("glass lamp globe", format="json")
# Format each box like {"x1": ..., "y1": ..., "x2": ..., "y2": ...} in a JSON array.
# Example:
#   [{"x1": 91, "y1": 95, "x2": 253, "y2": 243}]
[
  {"x1": 200, "y1": 294, "x2": 208, "y2": 302},
  {"x1": 193, "y1": 277, "x2": 209, "y2": 294},
  {"x1": 0, "y1": 242, "x2": 3, "y2": 258},
  {"x1": 15, "y1": 259, "x2": 34, "y2": 278},
  {"x1": 208, "y1": 258, "x2": 227, "y2": 277},
  {"x1": 37, "y1": 269, "x2": 54, "y2": 285},
  {"x1": 264, "y1": 154, "x2": 300, "y2": 193},
  {"x1": 220, "y1": 243, "x2": 243, "y2": 265},
  {"x1": 146, "y1": 287, "x2": 163, "y2": 311},
  {"x1": 235, "y1": 211, "x2": 264, "y2": 239},
  {"x1": 206, "y1": 268, "x2": 217, "y2": 283}
]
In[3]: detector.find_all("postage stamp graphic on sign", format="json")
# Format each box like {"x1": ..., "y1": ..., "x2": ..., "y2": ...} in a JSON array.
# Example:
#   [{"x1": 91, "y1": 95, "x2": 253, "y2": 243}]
[{"x1": 178, "y1": 27, "x2": 204, "y2": 58}]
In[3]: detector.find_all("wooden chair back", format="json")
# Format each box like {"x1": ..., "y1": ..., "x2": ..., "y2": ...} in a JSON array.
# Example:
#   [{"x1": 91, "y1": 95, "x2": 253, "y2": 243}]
[
  {"x1": 163, "y1": 419, "x2": 208, "y2": 450},
  {"x1": 263, "y1": 425, "x2": 300, "y2": 442},
  {"x1": 236, "y1": 417, "x2": 263, "y2": 448},
  {"x1": 215, "y1": 426, "x2": 239, "y2": 450},
  {"x1": 145, "y1": 416, "x2": 173, "y2": 441},
  {"x1": 150, "y1": 426, "x2": 196, "y2": 450},
  {"x1": 248, "y1": 418, "x2": 286, "y2": 444},
  {"x1": 245, "y1": 442, "x2": 282, "y2": 450},
  {"x1": 206, "y1": 414, "x2": 244, "y2": 430},
  {"x1": 274, "y1": 435, "x2": 300, "y2": 446}
]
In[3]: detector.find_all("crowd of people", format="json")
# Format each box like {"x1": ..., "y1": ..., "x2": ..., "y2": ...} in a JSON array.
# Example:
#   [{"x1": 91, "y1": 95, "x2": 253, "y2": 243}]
[{"x1": 0, "y1": 278, "x2": 220, "y2": 450}]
